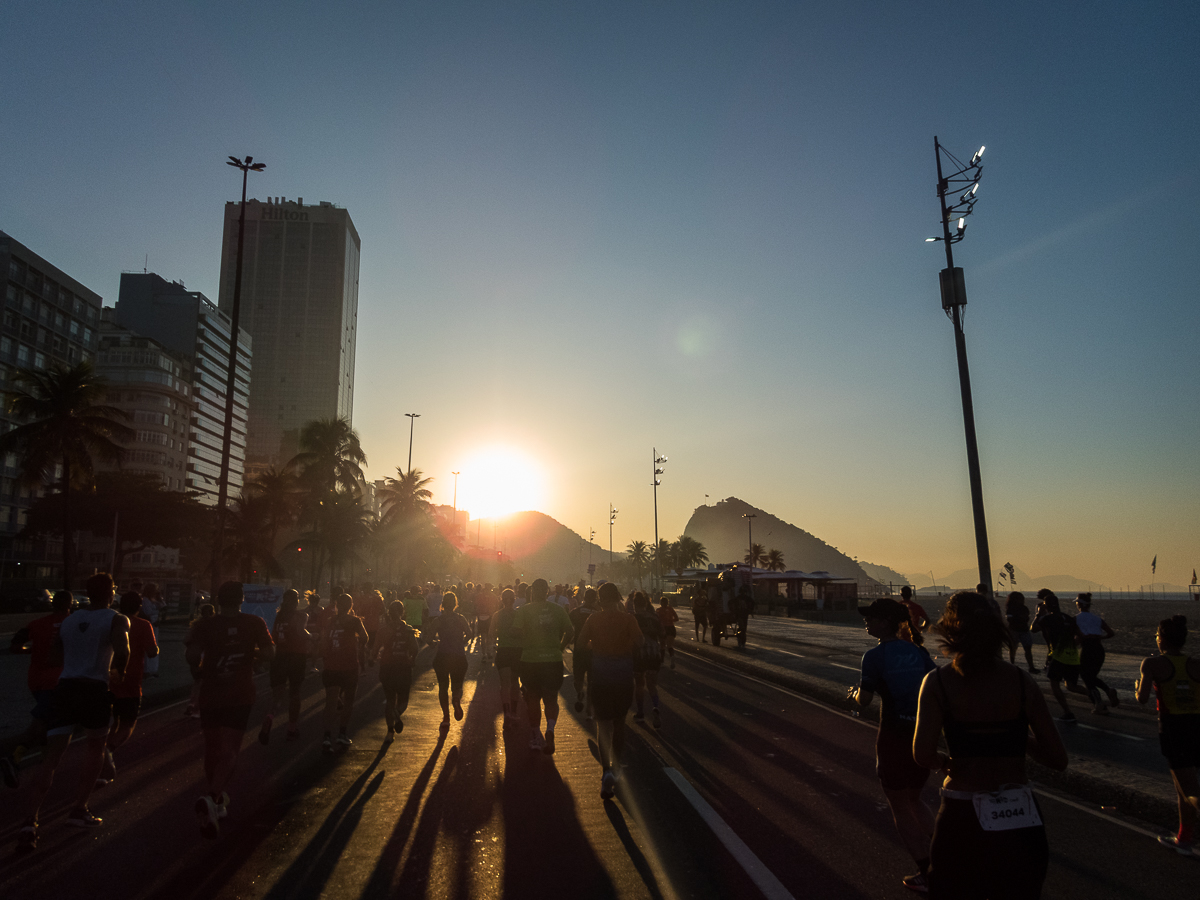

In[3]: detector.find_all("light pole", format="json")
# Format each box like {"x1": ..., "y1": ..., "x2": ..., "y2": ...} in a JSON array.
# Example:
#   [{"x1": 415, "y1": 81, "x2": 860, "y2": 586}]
[
  {"x1": 405, "y1": 413, "x2": 420, "y2": 474},
  {"x1": 927, "y1": 137, "x2": 992, "y2": 595},
  {"x1": 609, "y1": 504, "x2": 619, "y2": 567},
  {"x1": 451, "y1": 471, "x2": 460, "y2": 546},
  {"x1": 212, "y1": 154, "x2": 264, "y2": 593},
  {"x1": 652, "y1": 449, "x2": 667, "y2": 594},
  {"x1": 589, "y1": 528, "x2": 595, "y2": 580},
  {"x1": 743, "y1": 512, "x2": 757, "y2": 603}
]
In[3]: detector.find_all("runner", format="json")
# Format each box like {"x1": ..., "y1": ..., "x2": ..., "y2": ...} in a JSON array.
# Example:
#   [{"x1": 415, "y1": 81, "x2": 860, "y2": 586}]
[
  {"x1": 475, "y1": 583, "x2": 498, "y2": 664},
  {"x1": 1074, "y1": 592, "x2": 1119, "y2": 714},
  {"x1": 430, "y1": 591, "x2": 472, "y2": 730},
  {"x1": 14, "y1": 575, "x2": 128, "y2": 851},
  {"x1": 185, "y1": 581, "x2": 274, "y2": 839},
  {"x1": 102, "y1": 591, "x2": 160, "y2": 786},
  {"x1": 183, "y1": 603, "x2": 215, "y2": 718},
  {"x1": 3, "y1": 589, "x2": 73, "y2": 789},
  {"x1": 403, "y1": 587, "x2": 426, "y2": 643},
  {"x1": 569, "y1": 588, "x2": 599, "y2": 719},
  {"x1": 357, "y1": 588, "x2": 386, "y2": 661},
  {"x1": 913, "y1": 591, "x2": 1067, "y2": 898},
  {"x1": 514, "y1": 578, "x2": 573, "y2": 754},
  {"x1": 850, "y1": 598, "x2": 937, "y2": 893},
  {"x1": 489, "y1": 589, "x2": 523, "y2": 725},
  {"x1": 692, "y1": 582, "x2": 710, "y2": 643},
  {"x1": 320, "y1": 593, "x2": 369, "y2": 753},
  {"x1": 375, "y1": 601, "x2": 420, "y2": 741},
  {"x1": 655, "y1": 594, "x2": 679, "y2": 670},
  {"x1": 577, "y1": 582, "x2": 644, "y2": 799},
  {"x1": 1005, "y1": 591, "x2": 1038, "y2": 673},
  {"x1": 632, "y1": 593, "x2": 665, "y2": 728},
  {"x1": 261, "y1": 589, "x2": 310, "y2": 744},
  {"x1": 1031, "y1": 589, "x2": 1088, "y2": 721},
  {"x1": 898, "y1": 586, "x2": 929, "y2": 643},
  {"x1": 1135, "y1": 614, "x2": 1200, "y2": 855}
]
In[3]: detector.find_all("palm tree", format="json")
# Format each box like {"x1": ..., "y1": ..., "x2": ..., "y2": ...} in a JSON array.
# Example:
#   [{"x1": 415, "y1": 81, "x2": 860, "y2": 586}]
[
  {"x1": 649, "y1": 538, "x2": 674, "y2": 590},
  {"x1": 626, "y1": 539, "x2": 649, "y2": 588},
  {"x1": 243, "y1": 465, "x2": 299, "y2": 560},
  {"x1": 763, "y1": 548, "x2": 786, "y2": 572},
  {"x1": 744, "y1": 542, "x2": 766, "y2": 568},
  {"x1": 672, "y1": 535, "x2": 709, "y2": 573},
  {"x1": 289, "y1": 417, "x2": 367, "y2": 498},
  {"x1": 0, "y1": 363, "x2": 134, "y2": 588},
  {"x1": 222, "y1": 494, "x2": 282, "y2": 583},
  {"x1": 377, "y1": 467, "x2": 434, "y2": 525}
]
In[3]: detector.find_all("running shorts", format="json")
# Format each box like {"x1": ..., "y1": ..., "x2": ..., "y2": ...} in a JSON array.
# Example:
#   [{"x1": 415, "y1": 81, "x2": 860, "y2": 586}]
[
  {"x1": 378, "y1": 662, "x2": 413, "y2": 694},
  {"x1": 111, "y1": 695, "x2": 142, "y2": 725},
  {"x1": 663, "y1": 624, "x2": 677, "y2": 639},
  {"x1": 876, "y1": 723, "x2": 928, "y2": 791},
  {"x1": 47, "y1": 678, "x2": 112, "y2": 735},
  {"x1": 520, "y1": 660, "x2": 564, "y2": 698},
  {"x1": 1045, "y1": 659, "x2": 1079, "y2": 686},
  {"x1": 200, "y1": 704, "x2": 253, "y2": 731},
  {"x1": 270, "y1": 651, "x2": 307, "y2": 689},
  {"x1": 495, "y1": 647, "x2": 522, "y2": 671},
  {"x1": 322, "y1": 669, "x2": 360, "y2": 694},
  {"x1": 693, "y1": 610, "x2": 709, "y2": 627},
  {"x1": 590, "y1": 656, "x2": 635, "y2": 721},
  {"x1": 930, "y1": 795, "x2": 1048, "y2": 898},
  {"x1": 30, "y1": 688, "x2": 56, "y2": 721},
  {"x1": 1010, "y1": 628, "x2": 1032, "y2": 649},
  {"x1": 1160, "y1": 714, "x2": 1200, "y2": 770}
]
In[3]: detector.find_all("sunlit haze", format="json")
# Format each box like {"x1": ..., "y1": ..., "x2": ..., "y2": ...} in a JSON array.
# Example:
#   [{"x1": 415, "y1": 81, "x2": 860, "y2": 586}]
[{"x1": 2, "y1": 2, "x2": 1197, "y2": 589}]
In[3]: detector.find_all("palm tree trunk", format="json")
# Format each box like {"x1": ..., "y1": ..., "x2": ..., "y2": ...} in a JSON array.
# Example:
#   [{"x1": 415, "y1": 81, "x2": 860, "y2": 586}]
[{"x1": 61, "y1": 456, "x2": 72, "y2": 590}]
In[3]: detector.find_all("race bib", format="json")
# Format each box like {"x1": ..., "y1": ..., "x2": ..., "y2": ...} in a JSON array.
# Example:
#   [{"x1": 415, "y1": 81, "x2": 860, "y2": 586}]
[{"x1": 973, "y1": 785, "x2": 1042, "y2": 832}]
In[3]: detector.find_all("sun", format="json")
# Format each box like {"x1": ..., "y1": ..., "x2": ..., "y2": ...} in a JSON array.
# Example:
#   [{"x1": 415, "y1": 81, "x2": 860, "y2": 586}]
[{"x1": 454, "y1": 445, "x2": 547, "y2": 521}]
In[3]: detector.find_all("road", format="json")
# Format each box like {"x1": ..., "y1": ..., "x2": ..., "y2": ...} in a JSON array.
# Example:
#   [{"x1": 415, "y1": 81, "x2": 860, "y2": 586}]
[{"x1": 0, "y1": 642, "x2": 1194, "y2": 899}]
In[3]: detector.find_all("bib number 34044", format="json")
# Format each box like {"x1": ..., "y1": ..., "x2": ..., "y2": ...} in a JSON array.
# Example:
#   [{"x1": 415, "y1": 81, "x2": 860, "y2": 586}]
[{"x1": 973, "y1": 786, "x2": 1043, "y2": 832}]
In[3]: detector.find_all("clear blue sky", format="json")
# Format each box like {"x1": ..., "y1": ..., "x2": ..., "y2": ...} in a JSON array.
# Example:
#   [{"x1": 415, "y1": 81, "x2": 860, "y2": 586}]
[{"x1": 3, "y1": 1, "x2": 1197, "y2": 589}]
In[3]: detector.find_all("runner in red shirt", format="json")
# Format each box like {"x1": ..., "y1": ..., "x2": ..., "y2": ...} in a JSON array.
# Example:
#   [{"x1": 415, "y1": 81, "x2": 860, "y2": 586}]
[
  {"x1": 898, "y1": 586, "x2": 929, "y2": 644},
  {"x1": 260, "y1": 589, "x2": 310, "y2": 745},
  {"x1": 2, "y1": 590, "x2": 73, "y2": 789},
  {"x1": 184, "y1": 581, "x2": 274, "y2": 839},
  {"x1": 320, "y1": 593, "x2": 369, "y2": 753},
  {"x1": 655, "y1": 595, "x2": 680, "y2": 670},
  {"x1": 357, "y1": 589, "x2": 386, "y2": 661},
  {"x1": 101, "y1": 591, "x2": 160, "y2": 786}
]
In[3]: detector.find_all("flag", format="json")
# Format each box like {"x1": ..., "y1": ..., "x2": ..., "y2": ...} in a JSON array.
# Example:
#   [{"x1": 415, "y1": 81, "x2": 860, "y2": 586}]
[
  {"x1": 1005, "y1": 562, "x2": 1016, "y2": 586},
  {"x1": 1193, "y1": 569, "x2": 1197, "y2": 585},
  {"x1": 1152, "y1": 555, "x2": 1157, "y2": 575}
]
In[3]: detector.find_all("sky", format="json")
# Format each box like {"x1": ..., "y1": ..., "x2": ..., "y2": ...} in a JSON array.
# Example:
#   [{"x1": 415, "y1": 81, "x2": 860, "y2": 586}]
[{"x1": 2, "y1": 1, "x2": 1197, "y2": 590}]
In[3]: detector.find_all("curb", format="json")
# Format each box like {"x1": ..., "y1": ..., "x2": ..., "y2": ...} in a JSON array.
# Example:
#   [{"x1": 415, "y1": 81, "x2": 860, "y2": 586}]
[{"x1": 678, "y1": 639, "x2": 1178, "y2": 831}]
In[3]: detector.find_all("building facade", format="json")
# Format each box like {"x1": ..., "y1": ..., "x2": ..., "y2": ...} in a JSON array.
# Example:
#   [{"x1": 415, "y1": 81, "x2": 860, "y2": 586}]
[
  {"x1": 114, "y1": 273, "x2": 252, "y2": 506},
  {"x1": 218, "y1": 198, "x2": 360, "y2": 467},
  {"x1": 0, "y1": 232, "x2": 104, "y2": 596},
  {"x1": 95, "y1": 316, "x2": 193, "y2": 491}
]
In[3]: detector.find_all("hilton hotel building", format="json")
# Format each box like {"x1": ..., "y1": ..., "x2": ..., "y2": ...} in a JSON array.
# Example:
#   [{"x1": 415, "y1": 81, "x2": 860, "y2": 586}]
[{"x1": 217, "y1": 198, "x2": 360, "y2": 468}]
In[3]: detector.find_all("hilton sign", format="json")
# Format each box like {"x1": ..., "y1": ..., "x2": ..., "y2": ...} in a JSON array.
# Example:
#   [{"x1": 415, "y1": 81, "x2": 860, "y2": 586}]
[{"x1": 260, "y1": 206, "x2": 309, "y2": 222}]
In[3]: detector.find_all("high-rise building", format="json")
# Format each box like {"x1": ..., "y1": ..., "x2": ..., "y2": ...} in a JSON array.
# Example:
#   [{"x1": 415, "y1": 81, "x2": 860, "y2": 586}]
[
  {"x1": 114, "y1": 273, "x2": 252, "y2": 506},
  {"x1": 217, "y1": 197, "x2": 360, "y2": 468},
  {"x1": 95, "y1": 315, "x2": 193, "y2": 492},
  {"x1": 0, "y1": 231, "x2": 104, "y2": 592}
]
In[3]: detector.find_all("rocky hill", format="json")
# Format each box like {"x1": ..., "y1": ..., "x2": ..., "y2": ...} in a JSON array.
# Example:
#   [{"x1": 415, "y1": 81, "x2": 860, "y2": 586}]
[
  {"x1": 683, "y1": 497, "x2": 888, "y2": 589},
  {"x1": 469, "y1": 511, "x2": 611, "y2": 583}
]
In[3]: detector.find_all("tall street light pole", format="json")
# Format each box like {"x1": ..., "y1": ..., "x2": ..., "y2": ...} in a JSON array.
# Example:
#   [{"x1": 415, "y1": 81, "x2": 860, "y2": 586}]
[
  {"x1": 742, "y1": 513, "x2": 757, "y2": 567},
  {"x1": 405, "y1": 413, "x2": 420, "y2": 474},
  {"x1": 212, "y1": 154, "x2": 264, "y2": 594},
  {"x1": 652, "y1": 449, "x2": 667, "y2": 594},
  {"x1": 929, "y1": 137, "x2": 993, "y2": 595},
  {"x1": 451, "y1": 471, "x2": 460, "y2": 546},
  {"x1": 609, "y1": 504, "x2": 619, "y2": 568}
]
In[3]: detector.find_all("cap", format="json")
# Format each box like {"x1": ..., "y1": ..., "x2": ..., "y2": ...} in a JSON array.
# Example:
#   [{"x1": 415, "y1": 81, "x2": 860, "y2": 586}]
[{"x1": 857, "y1": 597, "x2": 909, "y2": 624}]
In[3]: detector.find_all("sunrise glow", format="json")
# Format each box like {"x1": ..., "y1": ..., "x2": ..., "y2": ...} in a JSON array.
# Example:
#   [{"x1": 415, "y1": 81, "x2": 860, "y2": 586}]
[{"x1": 453, "y1": 445, "x2": 547, "y2": 520}]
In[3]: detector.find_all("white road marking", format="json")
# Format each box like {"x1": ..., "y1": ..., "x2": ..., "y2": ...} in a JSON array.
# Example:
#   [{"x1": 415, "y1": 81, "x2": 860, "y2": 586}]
[
  {"x1": 1075, "y1": 722, "x2": 1144, "y2": 741},
  {"x1": 663, "y1": 767, "x2": 797, "y2": 900}
]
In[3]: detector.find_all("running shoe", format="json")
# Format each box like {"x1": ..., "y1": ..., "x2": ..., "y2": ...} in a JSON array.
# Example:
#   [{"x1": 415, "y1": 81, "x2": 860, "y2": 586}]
[
  {"x1": 215, "y1": 792, "x2": 229, "y2": 819},
  {"x1": 322, "y1": 737, "x2": 334, "y2": 754},
  {"x1": 453, "y1": 701, "x2": 464, "y2": 721},
  {"x1": 902, "y1": 873, "x2": 929, "y2": 893},
  {"x1": 337, "y1": 734, "x2": 353, "y2": 747},
  {"x1": 195, "y1": 795, "x2": 220, "y2": 839},
  {"x1": 395, "y1": 718, "x2": 404, "y2": 734},
  {"x1": 1, "y1": 755, "x2": 19, "y2": 789},
  {"x1": 1157, "y1": 835, "x2": 1197, "y2": 856},
  {"x1": 384, "y1": 728, "x2": 395, "y2": 745},
  {"x1": 258, "y1": 714, "x2": 274, "y2": 746},
  {"x1": 17, "y1": 825, "x2": 37, "y2": 852},
  {"x1": 543, "y1": 732, "x2": 555, "y2": 755},
  {"x1": 1057, "y1": 712, "x2": 1077, "y2": 723},
  {"x1": 652, "y1": 707, "x2": 662, "y2": 729},
  {"x1": 529, "y1": 732, "x2": 545, "y2": 752},
  {"x1": 1107, "y1": 688, "x2": 1120, "y2": 708},
  {"x1": 65, "y1": 808, "x2": 103, "y2": 828},
  {"x1": 100, "y1": 748, "x2": 116, "y2": 783},
  {"x1": 439, "y1": 717, "x2": 451, "y2": 733},
  {"x1": 633, "y1": 712, "x2": 645, "y2": 723},
  {"x1": 600, "y1": 771, "x2": 616, "y2": 800},
  {"x1": 574, "y1": 698, "x2": 584, "y2": 713}
]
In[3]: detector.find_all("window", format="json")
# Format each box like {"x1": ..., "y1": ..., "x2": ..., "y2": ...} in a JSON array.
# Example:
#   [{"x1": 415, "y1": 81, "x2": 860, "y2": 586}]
[
  {"x1": 38, "y1": 303, "x2": 50, "y2": 323},
  {"x1": 21, "y1": 294, "x2": 34, "y2": 314},
  {"x1": 83, "y1": 327, "x2": 93, "y2": 345},
  {"x1": 16, "y1": 345, "x2": 29, "y2": 364},
  {"x1": 69, "y1": 321, "x2": 80, "y2": 338},
  {"x1": 54, "y1": 312, "x2": 65, "y2": 329},
  {"x1": 34, "y1": 352, "x2": 45, "y2": 369},
  {"x1": 0, "y1": 337, "x2": 10, "y2": 358}
]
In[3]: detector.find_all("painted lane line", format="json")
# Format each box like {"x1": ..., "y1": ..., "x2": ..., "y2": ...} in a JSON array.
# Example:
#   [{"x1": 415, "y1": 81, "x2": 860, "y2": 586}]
[
  {"x1": 1074, "y1": 722, "x2": 1144, "y2": 741},
  {"x1": 663, "y1": 767, "x2": 797, "y2": 900},
  {"x1": 746, "y1": 643, "x2": 857, "y2": 672},
  {"x1": 678, "y1": 649, "x2": 1168, "y2": 841}
]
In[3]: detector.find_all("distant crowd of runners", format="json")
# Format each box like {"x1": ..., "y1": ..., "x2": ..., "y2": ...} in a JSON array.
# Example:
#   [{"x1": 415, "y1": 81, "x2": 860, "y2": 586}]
[{"x1": 3, "y1": 574, "x2": 1197, "y2": 898}]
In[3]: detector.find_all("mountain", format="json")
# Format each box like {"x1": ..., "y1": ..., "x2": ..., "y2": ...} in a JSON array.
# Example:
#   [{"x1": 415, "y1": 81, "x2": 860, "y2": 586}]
[
  {"x1": 470, "y1": 511, "x2": 611, "y2": 583},
  {"x1": 683, "y1": 497, "x2": 884, "y2": 588},
  {"x1": 906, "y1": 567, "x2": 1136, "y2": 595}
]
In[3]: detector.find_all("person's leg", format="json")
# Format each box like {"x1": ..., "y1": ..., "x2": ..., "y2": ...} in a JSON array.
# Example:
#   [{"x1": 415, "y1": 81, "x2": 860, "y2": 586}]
[
  {"x1": 288, "y1": 676, "x2": 303, "y2": 731},
  {"x1": 498, "y1": 666, "x2": 513, "y2": 718},
  {"x1": 207, "y1": 727, "x2": 243, "y2": 798},
  {"x1": 22, "y1": 731, "x2": 72, "y2": 825},
  {"x1": 1170, "y1": 767, "x2": 1200, "y2": 844},
  {"x1": 883, "y1": 787, "x2": 935, "y2": 866},
  {"x1": 1022, "y1": 635, "x2": 1036, "y2": 671},
  {"x1": 339, "y1": 680, "x2": 358, "y2": 731},
  {"x1": 647, "y1": 670, "x2": 660, "y2": 709},
  {"x1": 396, "y1": 672, "x2": 413, "y2": 719},
  {"x1": 634, "y1": 672, "x2": 646, "y2": 719},
  {"x1": 434, "y1": 656, "x2": 451, "y2": 722},
  {"x1": 597, "y1": 719, "x2": 614, "y2": 770},
  {"x1": 451, "y1": 656, "x2": 467, "y2": 719},
  {"x1": 323, "y1": 686, "x2": 340, "y2": 737},
  {"x1": 383, "y1": 685, "x2": 397, "y2": 731}
]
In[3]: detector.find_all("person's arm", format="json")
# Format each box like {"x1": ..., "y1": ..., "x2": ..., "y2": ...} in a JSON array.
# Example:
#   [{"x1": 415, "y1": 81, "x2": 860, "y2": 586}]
[
  {"x1": 577, "y1": 617, "x2": 593, "y2": 652},
  {"x1": 1030, "y1": 613, "x2": 1045, "y2": 634},
  {"x1": 357, "y1": 621, "x2": 369, "y2": 669},
  {"x1": 146, "y1": 622, "x2": 160, "y2": 659},
  {"x1": 110, "y1": 614, "x2": 131, "y2": 677},
  {"x1": 1135, "y1": 658, "x2": 1157, "y2": 704},
  {"x1": 10, "y1": 626, "x2": 31, "y2": 653},
  {"x1": 406, "y1": 626, "x2": 420, "y2": 659},
  {"x1": 560, "y1": 608, "x2": 574, "y2": 651},
  {"x1": 851, "y1": 654, "x2": 876, "y2": 708},
  {"x1": 1024, "y1": 671, "x2": 1068, "y2": 770},
  {"x1": 256, "y1": 619, "x2": 276, "y2": 663},
  {"x1": 912, "y1": 671, "x2": 947, "y2": 771},
  {"x1": 1099, "y1": 619, "x2": 1115, "y2": 640}
]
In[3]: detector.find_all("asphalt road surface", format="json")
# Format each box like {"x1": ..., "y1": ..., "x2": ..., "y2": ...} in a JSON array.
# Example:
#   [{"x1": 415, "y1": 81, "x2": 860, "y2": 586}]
[{"x1": 1, "y1": 643, "x2": 1194, "y2": 899}]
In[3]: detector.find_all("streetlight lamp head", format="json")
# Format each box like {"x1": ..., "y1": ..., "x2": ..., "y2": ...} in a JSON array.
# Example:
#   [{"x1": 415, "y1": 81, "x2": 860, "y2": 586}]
[
  {"x1": 925, "y1": 236, "x2": 940, "y2": 242},
  {"x1": 655, "y1": 468, "x2": 664, "y2": 475},
  {"x1": 971, "y1": 146, "x2": 985, "y2": 164},
  {"x1": 957, "y1": 217, "x2": 967, "y2": 233}
]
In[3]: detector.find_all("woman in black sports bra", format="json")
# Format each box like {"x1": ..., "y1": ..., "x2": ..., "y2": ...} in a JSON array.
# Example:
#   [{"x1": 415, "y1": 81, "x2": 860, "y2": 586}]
[{"x1": 914, "y1": 592, "x2": 1068, "y2": 899}]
